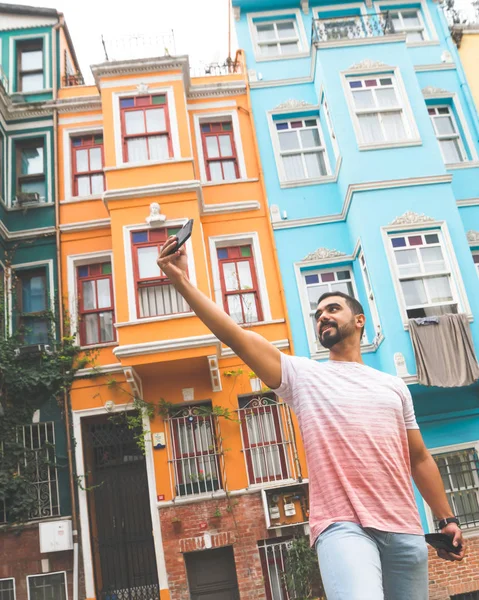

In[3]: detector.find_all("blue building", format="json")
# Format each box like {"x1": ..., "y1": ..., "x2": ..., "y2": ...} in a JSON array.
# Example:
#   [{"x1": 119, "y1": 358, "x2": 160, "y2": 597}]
[{"x1": 233, "y1": 0, "x2": 479, "y2": 596}]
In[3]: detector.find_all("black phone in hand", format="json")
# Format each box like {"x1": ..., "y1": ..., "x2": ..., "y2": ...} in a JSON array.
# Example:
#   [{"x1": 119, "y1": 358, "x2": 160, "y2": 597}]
[
  {"x1": 166, "y1": 219, "x2": 193, "y2": 255},
  {"x1": 425, "y1": 533, "x2": 462, "y2": 555}
]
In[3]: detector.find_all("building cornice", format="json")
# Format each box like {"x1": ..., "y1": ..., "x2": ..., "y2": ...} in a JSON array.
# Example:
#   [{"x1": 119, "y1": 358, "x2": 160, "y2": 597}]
[
  {"x1": 0, "y1": 220, "x2": 55, "y2": 241},
  {"x1": 272, "y1": 174, "x2": 453, "y2": 229},
  {"x1": 113, "y1": 334, "x2": 220, "y2": 359},
  {"x1": 59, "y1": 219, "x2": 111, "y2": 233},
  {"x1": 188, "y1": 81, "x2": 246, "y2": 99},
  {"x1": 52, "y1": 96, "x2": 102, "y2": 114},
  {"x1": 91, "y1": 55, "x2": 191, "y2": 88},
  {"x1": 103, "y1": 179, "x2": 203, "y2": 205},
  {"x1": 414, "y1": 63, "x2": 456, "y2": 72}
]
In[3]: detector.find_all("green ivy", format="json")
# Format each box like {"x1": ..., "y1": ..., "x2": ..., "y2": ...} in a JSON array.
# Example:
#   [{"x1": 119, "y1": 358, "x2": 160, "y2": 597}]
[{"x1": 284, "y1": 535, "x2": 325, "y2": 600}]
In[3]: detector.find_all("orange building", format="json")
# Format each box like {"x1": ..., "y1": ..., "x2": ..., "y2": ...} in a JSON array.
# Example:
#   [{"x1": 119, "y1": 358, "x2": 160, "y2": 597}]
[{"x1": 57, "y1": 51, "x2": 308, "y2": 600}]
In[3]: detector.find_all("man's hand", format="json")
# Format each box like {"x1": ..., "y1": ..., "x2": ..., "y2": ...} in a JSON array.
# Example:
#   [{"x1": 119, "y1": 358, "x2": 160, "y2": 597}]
[
  {"x1": 437, "y1": 523, "x2": 466, "y2": 562},
  {"x1": 157, "y1": 236, "x2": 188, "y2": 284}
]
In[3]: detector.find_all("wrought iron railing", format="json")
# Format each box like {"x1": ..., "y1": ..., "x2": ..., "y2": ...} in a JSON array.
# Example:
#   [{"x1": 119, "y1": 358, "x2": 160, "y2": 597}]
[
  {"x1": 190, "y1": 58, "x2": 243, "y2": 78},
  {"x1": 0, "y1": 65, "x2": 9, "y2": 92},
  {"x1": 62, "y1": 72, "x2": 85, "y2": 87},
  {"x1": 312, "y1": 12, "x2": 395, "y2": 44},
  {"x1": 138, "y1": 283, "x2": 189, "y2": 318}
]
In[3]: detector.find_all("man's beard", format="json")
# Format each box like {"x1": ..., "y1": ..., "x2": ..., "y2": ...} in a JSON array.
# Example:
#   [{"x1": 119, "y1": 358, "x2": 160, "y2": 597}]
[{"x1": 319, "y1": 320, "x2": 355, "y2": 349}]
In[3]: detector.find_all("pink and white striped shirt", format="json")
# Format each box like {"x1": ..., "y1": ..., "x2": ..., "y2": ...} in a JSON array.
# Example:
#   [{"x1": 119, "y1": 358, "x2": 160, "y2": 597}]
[{"x1": 273, "y1": 354, "x2": 424, "y2": 545}]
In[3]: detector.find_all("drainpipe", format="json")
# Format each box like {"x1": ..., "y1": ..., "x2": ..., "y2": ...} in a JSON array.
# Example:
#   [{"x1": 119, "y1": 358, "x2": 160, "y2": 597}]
[
  {"x1": 436, "y1": 3, "x2": 479, "y2": 142},
  {"x1": 52, "y1": 14, "x2": 79, "y2": 600}
]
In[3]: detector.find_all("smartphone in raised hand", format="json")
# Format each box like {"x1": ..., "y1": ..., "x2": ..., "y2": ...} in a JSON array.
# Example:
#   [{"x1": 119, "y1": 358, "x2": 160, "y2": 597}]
[{"x1": 166, "y1": 219, "x2": 194, "y2": 256}]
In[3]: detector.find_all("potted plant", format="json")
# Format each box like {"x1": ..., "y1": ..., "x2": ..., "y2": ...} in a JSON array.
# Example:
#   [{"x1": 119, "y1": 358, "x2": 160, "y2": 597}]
[{"x1": 248, "y1": 371, "x2": 262, "y2": 392}]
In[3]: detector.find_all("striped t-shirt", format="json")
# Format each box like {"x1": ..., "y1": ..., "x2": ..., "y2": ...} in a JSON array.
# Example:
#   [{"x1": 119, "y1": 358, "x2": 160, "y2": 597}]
[{"x1": 272, "y1": 354, "x2": 424, "y2": 545}]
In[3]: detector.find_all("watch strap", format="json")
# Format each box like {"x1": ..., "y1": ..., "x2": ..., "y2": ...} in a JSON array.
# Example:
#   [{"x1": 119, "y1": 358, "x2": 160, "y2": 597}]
[{"x1": 438, "y1": 517, "x2": 460, "y2": 529}]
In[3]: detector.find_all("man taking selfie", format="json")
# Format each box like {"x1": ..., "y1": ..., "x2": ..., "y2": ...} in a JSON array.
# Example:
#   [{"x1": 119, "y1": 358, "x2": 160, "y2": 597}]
[{"x1": 157, "y1": 236, "x2": 465, "y2": 600}]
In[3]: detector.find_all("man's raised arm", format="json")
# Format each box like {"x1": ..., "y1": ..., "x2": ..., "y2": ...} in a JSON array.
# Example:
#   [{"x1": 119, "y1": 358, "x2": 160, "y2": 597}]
[{"x1": 157, "y1": 237, "x2": 282, "y2": 389}]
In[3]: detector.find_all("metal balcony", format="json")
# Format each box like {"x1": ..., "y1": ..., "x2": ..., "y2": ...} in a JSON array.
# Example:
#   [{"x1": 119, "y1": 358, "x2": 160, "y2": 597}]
[{"x1": 312, "y1": 12, "x2": 395, "y2": 44}]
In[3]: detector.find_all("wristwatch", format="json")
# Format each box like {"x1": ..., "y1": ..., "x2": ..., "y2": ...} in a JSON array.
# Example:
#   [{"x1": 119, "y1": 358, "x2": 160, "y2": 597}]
[{"x1": 438, "y1": 517, "x2": 460, "y2": 529}]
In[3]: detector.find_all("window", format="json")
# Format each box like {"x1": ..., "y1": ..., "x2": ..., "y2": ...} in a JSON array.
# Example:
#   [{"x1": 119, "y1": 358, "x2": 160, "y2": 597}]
[
  {"x1": 303, "y1": 268, "x2": 355, "y2": 347},
  {"x1": 200, "y1": 121, "x2": 239, "y2": 182},
  {"x1": 217, "y1": 245, "x2": 262, "y2": 324},
  {"x1": 17, "y1": 39, "x2": 44, "y2": 92},
  {"x1": 238, "y1": 394, "x2": 293, "y2": 485},
  {"x1": 433, "y1": 447, "x2": 479, "y2": 529},
  {"x1": 120, "y1": 94, "x2": 172, "y2": 163},
  {"x1": 16, "y1": 139, "x2": 46, "y2": 202},
  {"x1": 0, "y1": 579, "x2": 15, "y2": 600},
  {"x1": 390, "y1": 232, "x2": 458, "y2": 319},
  {"x1": 275, "y1": 118, "x2": 328, "y2": 182},
  {"x1": 428, "y1": 106, "x2": 466, "y2": 164},
  {"x1": 168, "y1": 405, "x2": 222, "y2": 497},
  {"x1": 71, "y1": 135, "x2": 105, "y2": 196},
  {"x1": 473, "y1": 253, "x2": 479, "y2": 276},
  {"x1": 77, "y1": 262, "x2": 115, "y2": 346},
  {"x1": 258, "y1": 538, "x2": 292, "y2": 600},
  {"x1": 390, "y1": 9, "x2": 425, "y2": 41},
  {"x1": 15, "y1": 268, "x2": 49, "y2": 344},
  {"x1": 359, "y1": 252, "x2": 381, "y2": 338},
  {"x1": 0, "y1": 423, "x2": 60, "y2": 524},
  {"x1": 255, "y1": 20, "x2": 301, "y2": 57},
  {"x1": 27, "y1": 573, "x2": 66, "y2": 600},
  {"x1": 347, "y1": 76, "x2": 409, "y2": 145},
  {"x1": 132, "y1": 228, "x2": 189, "y2": 318}
]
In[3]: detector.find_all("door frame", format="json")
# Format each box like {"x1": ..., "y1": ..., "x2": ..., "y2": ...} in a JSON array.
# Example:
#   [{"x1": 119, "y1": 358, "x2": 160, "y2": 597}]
[{"x1": 73, "y1": 403, "x2": 168, "y2": 598}]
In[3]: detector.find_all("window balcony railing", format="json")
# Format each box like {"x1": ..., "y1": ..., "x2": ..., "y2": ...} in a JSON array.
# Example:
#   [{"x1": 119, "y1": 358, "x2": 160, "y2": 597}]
[
  {"x1": 0, "y1": 65, "x2": 9, "y2": 93},
  {"x1": 312, "y1": 12, "x2": 395, "y2": 44},
  {"x1": 62, "y1": 72, "x2": 85, "y2": 87}
]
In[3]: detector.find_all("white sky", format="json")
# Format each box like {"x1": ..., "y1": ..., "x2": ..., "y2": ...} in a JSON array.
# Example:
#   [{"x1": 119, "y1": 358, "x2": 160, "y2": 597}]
[{"x1": 11, "y1": 0, "x2": 238, "y2": 83}]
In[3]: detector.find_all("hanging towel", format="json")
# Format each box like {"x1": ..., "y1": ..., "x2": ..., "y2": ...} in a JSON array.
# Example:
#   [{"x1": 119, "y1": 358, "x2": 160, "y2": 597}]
[{"x1": 408, "y1": 313, "x2": 479, "y2": 387}]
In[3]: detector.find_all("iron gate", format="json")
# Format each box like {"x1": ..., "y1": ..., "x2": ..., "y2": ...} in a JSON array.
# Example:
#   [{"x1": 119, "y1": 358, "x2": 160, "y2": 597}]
[{"x1": 84, "y1": 416, "x2": 159, "y2": 600}]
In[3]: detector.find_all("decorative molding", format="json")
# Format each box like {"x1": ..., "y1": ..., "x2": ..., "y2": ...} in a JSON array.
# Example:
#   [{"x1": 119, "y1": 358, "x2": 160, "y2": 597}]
[
  {"x1": 467, "y1": 230, "x2": 479, "y2": 244},
  {"x1": 188, "y1": 82, "x2": 246, "y2": 100},
  {"x1": 202, "y1": 200, "x2": 260, "y2": 215},
  {"x1": 136, "y1": 82, "x2": 149, "y2": 94},
  {"x1": 208, "y1": 355, "x2": 222, "y2": 392},
  {"x1": 422, "y1": 86, "x2": 451, "y2": 97},
  {"x1": 113, "y1": 334, "x2": 220, "y2": 359},
  {"x1": 348, "y1": 59, "x2": 393, "y2": 71},
  {"x1": 123, "y1": 367, "x2": 143, "y2": 398},
  {"x1": 389, "y1": 211, "x2": 436, "y2": 226},
  {"x1": 441, "y1": 50, "x2": 453, "y2": 63},
  {"x1": 146, "y1": 202, "x2": 166, "y2": 226},
  {"x1": 302, "y1": 248, "x2": 347, "y2": 262},
  {"x1": 59, "y1": 218, "x2": 111, "y2": 233},
  {"x1": 273, "y1": 99, "x2": 315, "y2": 111},
  {"x1": 414, "y1": 63, "x2": 456, "y2": 72},
  {"x1": 394, "y1": 352, "x2": 411, "y2": 378},
  {"x1": 232, "y1": 6, "x2": 240, "y2": 21}
]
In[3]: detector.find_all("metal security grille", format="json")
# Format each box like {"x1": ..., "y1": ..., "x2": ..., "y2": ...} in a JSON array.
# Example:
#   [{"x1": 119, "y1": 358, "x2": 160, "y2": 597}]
[
  {"x1": 28, "y1": 572, "x2": 67, "y2": 600},
  {"x1": 0, "y1": 578, "x2": 15, "y2": 600},
  {"x1": 238, "y1": 395, "x2": 298, "y2": 485},
  {"x1": 258, "y1": 539, "x2": 292, "y2": 600},
  {"x1": 84, "y1": 417, "x2": 159, "y2": 600},
  {"x1": 451, "y1": 592, "x2": 479, "y2": 600},
  {"x1": 0, "y1": 422, "x2": 60, "y2": 523},
  {"x1": 434, "y1": 448, "x2": 479, "y2": 529},
  {"x1": 166, "y1": 405, "x2": 224, "y2": 497}
]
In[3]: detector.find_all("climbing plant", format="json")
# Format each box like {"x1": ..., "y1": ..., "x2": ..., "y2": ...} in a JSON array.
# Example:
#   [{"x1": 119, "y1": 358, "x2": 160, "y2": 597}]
[{"x1": 284, "y1": 535, "x2": 326, "y2": 600}]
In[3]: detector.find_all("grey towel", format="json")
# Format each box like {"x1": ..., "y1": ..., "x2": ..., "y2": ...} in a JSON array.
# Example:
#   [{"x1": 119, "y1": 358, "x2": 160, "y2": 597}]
[{"x1": 409, "y1": 313, "x2": 479, "y2": 387}]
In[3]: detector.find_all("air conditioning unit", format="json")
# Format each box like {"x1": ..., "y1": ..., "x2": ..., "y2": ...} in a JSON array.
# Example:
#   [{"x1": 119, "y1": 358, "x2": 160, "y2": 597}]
[{"x1": 15, "y1": 192, "x2": 40, "y2": 204}]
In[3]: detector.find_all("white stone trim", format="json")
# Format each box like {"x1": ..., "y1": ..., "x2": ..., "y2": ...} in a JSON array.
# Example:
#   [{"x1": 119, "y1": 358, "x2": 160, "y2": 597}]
[
  {"x1": 192, "y1": 110, "x2": 247, "y2": 182},
  {"x1": 8, "y1": 32, "x2": 50, "y2": 94},
  {"x1": 341, "y1": 66, "x2": 421, "y2": 150},
  {"x1": 113, "y1": 334, "x2": 220, "y2": 359},
  {"x1": 112, "y1": 86, "x2": 181, "y2": 167},
  {"x1": 7, "y1": 130, "x2": 52, "y2": 207},
  {"x1": 414, "y1": 63, "x2": 456, "y2": 72},
  {"x1": 66, "y1": 250, "x2": 116, "y2": 345},
  {"x1": 100, "y1": 73, "x2": 183, "y2": 89},
  {"x1": 373, "y1": 0, "x2": 438, "y2": 41},
  {"x1": 73, "y1": 404, "x2": 168, "y2": 598},
  {"x1": 381, "y1": 221, "x2": 472, "y2": 325},
  {"x1": 123, "y1": 219, "x2": 197, "y2": 322},
  {"x1": 220, "y1": 337, "x2": 290, "y2": 358},
  {"x1": 186, "y1": 100, "x2": 237, "y2": 110},
  {"x1": 423, "y1": 440, "x2": 479, "y2": 534},
  {"x1": 58, "y1": 114, "x2": 103, "y2": 125},
  {"x1": 62, "y1": 124, "x2": 103, "y2": 202},
  {"x1": 27, "y1": 571, "x2": 67, "y2": 600},
  {"x1": 208, "y1": 231, "x2": 272, "y2": 323},
  {"x1": 60, "y1": 219, "x2": 111, "y2": 233},
  {"x1": 247, "y1": 8, "x2": 310, "y2": 62},
  {"x1": 202, "y1": 200, "x2": 261, "y2": 214},
  {"x1": 313, "y1": 2, "x2": 367, "y2": 17}
]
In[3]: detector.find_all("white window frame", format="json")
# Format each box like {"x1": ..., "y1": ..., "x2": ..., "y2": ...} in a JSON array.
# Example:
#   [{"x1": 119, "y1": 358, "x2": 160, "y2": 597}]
[
  {"x1": 296, "y1": 264, "x2": 362, "y2": 356},
  {"x1": 112, "y1": 86, "x2": 180, "y2": 167},
  {"x1": 123, "y1": 220, "x2": 197, "y2": 323},
  {"x1": 248, "y1": 9, "x2": 309, "y2": 62},
  {"x1": 67, "y1": 251, "x2": 117, "y2": 348},
  {"x1": 388, "y1": 8, "x2": 427, "y2": 42},
  {"x1": 342, "y1": 67, "x2": 420, "y2": 150},
  {"x1": 26, "y1": 571, "x2": 68, "y2": 600},
  {"x1": 473, "y1": 251, "x2": 479, "y2": 277},
  {"x1": 322, "y1": 95, "x2": 340, "y2": 160},
  {"x1": 192, "y1": 111, "x2": 247, "y2": 183},
  {"x1": 0, "y1": 577, "x2": 16, "y2": 600},
  {"x1": 373, "y1": 0, "x2": 438, "y2": 44},
  {"x1": 62, "y1": 125, "x2": 104, "y2": 202},
  {"x1": 359, "y1": 249, "x2": 382, "y2": 340},
  {"x1": 7, "y1": 131, "x2": 53, "y2": 207},
  {"x1": 428, "y1": 105, "x2": 468, "y2": 165},
  {"x1": 424, "y1": 441, "x2": 479, "y2": 534},
  {"x1": 9, "y1": 33, "x2": 51, "y2": 94},
  {"x1": 382, "y1": 222, "x2": 471, "y2": 326},
  {"x1": 209, "y1": 232, "x2": 272, "y2": 324}
]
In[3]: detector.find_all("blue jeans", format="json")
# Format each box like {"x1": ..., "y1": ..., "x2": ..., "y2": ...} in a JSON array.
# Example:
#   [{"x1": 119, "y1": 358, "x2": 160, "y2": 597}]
[{"x1": 315, "y1": 522, "x2": 428, "y2": 600}]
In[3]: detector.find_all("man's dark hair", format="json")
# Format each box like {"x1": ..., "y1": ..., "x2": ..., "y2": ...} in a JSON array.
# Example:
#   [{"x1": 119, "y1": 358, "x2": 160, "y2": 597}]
[{"x1": 317, "y1": 291, "x2": 365, "y2": 338}]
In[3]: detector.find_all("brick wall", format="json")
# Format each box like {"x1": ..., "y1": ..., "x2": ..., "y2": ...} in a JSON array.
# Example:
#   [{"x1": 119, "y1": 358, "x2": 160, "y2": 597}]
[
  {"x1": 0, "y1": 523, "x2": 83, "y2": 600},
  {"x1": 160, "y1": 492, "x2": 273, "y2": 600},
  {"x1": 429, "y1": 534, "x2": 479, "y2": 599}
]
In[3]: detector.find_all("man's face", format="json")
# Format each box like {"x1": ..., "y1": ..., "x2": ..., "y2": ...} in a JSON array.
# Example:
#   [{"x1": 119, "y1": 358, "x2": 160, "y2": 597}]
[{"x1": 314, "y1": 296, "x2": 359, "y2": 349}]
